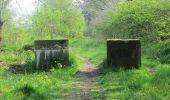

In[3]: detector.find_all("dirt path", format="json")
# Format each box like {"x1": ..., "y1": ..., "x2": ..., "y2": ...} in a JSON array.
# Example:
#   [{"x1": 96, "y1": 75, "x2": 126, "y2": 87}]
[{"x1": 66, "y1": 57, "x2": 104, "y2": 100}]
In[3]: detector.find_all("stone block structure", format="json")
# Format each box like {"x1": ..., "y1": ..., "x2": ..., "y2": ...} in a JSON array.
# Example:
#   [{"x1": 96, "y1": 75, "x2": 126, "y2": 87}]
[
  {"x1": 107, "y1": 39, "x2": 141, "y2": 68},
  {"x1": 35, "y1": 40, "x2": 69, "y2": 70}
]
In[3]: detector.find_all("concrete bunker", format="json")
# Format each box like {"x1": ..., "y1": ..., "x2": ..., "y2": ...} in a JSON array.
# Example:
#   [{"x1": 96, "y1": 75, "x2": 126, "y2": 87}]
[
  {"x1": 107, "y1": 39, "x2": 141, "y2": 68},
  {"x1": 35, "y1": 40, "x2": 69, "y2": 70}
]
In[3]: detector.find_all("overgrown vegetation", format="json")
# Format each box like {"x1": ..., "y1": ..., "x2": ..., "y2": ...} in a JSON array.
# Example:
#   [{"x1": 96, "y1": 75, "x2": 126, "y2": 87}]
[
  {"x1": 96, "y1": 0, "x2": 170, "y2": 41},
  {"x1": 70, "y1": 38, "x2": 170, "y2": 99},
  {"x1": 0, "y1": 0, "x2": 169, "y2": 99},
  {"x1": 32, "y1": 0, "x2": 86, "y2": 38},
  {"x1": 144, "y1": 40, "x2": 170, "y2": 64},
  {"x1": 0, "y1": 46, "x2": 78, "y2": 99},
  {"x1": 93, "y1": 0, "x2": 170, "y2": 64},
  {"x1": 70, "y1": 37, "x2": 106, "y2": 64},
  {"x1": 0, "y1": 0, "x2": 82, "y2": 99}
]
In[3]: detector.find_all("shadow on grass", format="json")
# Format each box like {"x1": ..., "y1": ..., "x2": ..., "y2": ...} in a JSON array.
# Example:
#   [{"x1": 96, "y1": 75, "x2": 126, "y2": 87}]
[
  {"x1": 22, "y1": 44, "x2": 34, "y2": 51},
  {"x1": 97, "y1": 59, "x2": 141, "y2": 99},
  {"x1": 98, "y1": 59, "x2": 139, "y2": 75},
  {"x1": 8, "y1": 61, "x2": 36, "y2": 74},
  {"x1": 8, "y1": 60, "x2": 74, "y2": 74},
  {"x1": 17, "y1": 84, "x2": 45, "y2": 100}
]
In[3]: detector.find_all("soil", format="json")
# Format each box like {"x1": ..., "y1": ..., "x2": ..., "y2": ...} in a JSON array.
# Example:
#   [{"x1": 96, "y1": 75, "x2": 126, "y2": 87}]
[{"x1": 66, "y1": 57, "x2": 105, "y2": 100}]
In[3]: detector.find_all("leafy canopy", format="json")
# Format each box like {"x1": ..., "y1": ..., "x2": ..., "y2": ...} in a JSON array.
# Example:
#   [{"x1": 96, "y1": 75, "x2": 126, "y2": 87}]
[{"x1": 32, "y1": 0, "x2": 86, "y2": 38}]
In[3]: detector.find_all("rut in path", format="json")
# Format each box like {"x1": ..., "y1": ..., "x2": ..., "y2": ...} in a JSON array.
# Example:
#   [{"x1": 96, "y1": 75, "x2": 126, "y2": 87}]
[{"x1": 67, "y1": 57, "x2": 104, "y2": 100}]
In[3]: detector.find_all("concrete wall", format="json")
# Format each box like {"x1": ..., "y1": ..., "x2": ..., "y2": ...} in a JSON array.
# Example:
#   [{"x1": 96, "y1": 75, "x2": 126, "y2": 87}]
[
  {"x1": 35, "y1": 40, "x2": 69, "y2": 70},
  {"x1": 107, "y1": 39, "x2": 141, "y2": 68}
]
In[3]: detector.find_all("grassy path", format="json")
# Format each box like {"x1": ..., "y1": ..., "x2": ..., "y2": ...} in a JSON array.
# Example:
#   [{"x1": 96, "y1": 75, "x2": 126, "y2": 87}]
[{"x1": 66, "y1": 56, "x2": 104, "y2": 100}]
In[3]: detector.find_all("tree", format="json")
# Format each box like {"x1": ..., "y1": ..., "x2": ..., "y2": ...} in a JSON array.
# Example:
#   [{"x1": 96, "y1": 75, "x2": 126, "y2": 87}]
[
  {"x1": 0, "y1": 0, "x2": 10, "y2": 41},
  {"x1": 32, "y1": 0, "x2": 86, "y2": 38},
  {"x1": 76, "y1": 0, "x2": 120, "y2": 35},
  {"x1": 96, "y1": 0, "x2": 170, "y2": 42}
]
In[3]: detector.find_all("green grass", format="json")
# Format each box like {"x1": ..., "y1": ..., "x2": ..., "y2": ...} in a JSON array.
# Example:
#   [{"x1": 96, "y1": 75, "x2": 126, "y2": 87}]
[
  {"x1": 0, "y1": 68, "x2": 77, "y2": 99},
  {"x1": 98, "y1": 59, "x2": 170, "y2": 100},
  {"x1": 70, "y1": 37, "x2": 106, "y2": 65},
  {"x1": 70, "y1": 37, "x2": 170, "y2": 100},
  {"x1": 0, "y1": 44, "x2": 79, "y2": 99},
  {"x1": 0, "y1": 37, "x2": 169, "y2": 99}
]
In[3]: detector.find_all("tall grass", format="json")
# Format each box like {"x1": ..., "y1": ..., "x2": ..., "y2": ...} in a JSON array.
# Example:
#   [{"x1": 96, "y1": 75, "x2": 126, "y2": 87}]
[
  {"x1": 70, "y1": 37, "x2": 170, "y2": 99},
  {"x1": 0, "y1": 36, "x2": 169, "y2": 99},
  {"x1": 0, "y1": 43, "x2": 79, "y2": 99},
  {"x1": 70, "y1": 37, "x2": 106, "y2": 65}
]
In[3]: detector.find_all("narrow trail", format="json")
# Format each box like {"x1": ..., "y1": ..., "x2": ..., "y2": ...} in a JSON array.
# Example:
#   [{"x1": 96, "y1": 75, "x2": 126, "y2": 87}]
[{"x1": 66, "y1": 56, "x2": 104, "y2": 100}]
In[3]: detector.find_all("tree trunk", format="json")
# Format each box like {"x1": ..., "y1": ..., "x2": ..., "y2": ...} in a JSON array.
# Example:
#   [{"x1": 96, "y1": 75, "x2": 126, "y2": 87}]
[{"x1": 0, "y1": 20, "x2": 3, "y2": 42}]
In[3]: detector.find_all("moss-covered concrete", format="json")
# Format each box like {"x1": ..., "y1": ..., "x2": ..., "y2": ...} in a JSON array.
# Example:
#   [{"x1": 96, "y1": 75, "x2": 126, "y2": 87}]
[
  {"x1": 107, "y1": 39, "x2": 141, "y2": 68},
  {"x1": 35, "y1": 40, "x2": 69, "y2": 70}
]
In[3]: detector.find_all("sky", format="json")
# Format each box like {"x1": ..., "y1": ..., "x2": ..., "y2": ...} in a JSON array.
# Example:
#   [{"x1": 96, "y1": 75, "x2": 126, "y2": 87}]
[
  {"x1": 7, "y1": 0, "x2": 83, "y2": 23},
  {"x1": 8, "y1": 0, "x2": 83, "y2": 17},
  {"x1": 8, "y1": 0, "x2": 38, "y2": 17}
]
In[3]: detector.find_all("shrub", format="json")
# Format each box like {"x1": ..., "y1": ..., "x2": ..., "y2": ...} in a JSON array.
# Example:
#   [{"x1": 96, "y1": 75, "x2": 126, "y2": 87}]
[
  {"x1": 145, "y1": 40, "x2": 170, "y2": 64},
  {"x1": 32, "y1": 0, "x2": 86, "y2": 38},
  {"x1": 96, "y1": 0, "x2": 170, "y2": 42},
  {"x1": 154, "y1": 41, "x2": 170, "y2": 64}
]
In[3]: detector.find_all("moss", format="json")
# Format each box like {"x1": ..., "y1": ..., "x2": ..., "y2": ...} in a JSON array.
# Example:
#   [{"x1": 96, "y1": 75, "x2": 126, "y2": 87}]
[
  {"x1": 107, "y1": 39, "x2": 140, "y2": 41},
  {"x1": 34, "y1": 40, "x2": 69, "y2": 70}
]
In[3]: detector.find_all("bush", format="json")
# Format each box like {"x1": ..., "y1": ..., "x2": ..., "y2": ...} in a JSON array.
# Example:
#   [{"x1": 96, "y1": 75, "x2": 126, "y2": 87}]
[
  {"x1": 96, "y1": 0, "x2": 170, "y2": 42},
  {"x1": 154, "y1": 41, "x2": 170, "y2": 64},
  {"x1": 145, "y1": 40, "x2": 170, "y2": 64}
]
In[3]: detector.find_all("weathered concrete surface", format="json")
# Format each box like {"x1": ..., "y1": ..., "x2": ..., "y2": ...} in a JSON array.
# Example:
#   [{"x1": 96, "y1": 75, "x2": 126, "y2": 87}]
[
  {"x1": 107, "y1": 39, "x2": 141, "y2": 68},
  {"x1": 35, "y1": 40, "x2": 69, "y2": 70}
]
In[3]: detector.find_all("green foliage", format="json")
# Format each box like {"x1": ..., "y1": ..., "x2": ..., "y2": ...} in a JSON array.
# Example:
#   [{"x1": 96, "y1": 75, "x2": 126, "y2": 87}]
[
  {"x1": 32, "y1": 0, "x2": 86, "y2": 38},
  {"x1": 2, "y1": 19, "x2": 35, "y2": 50},
  {"x1": 70, "y1": 37, "x2": 106, "y2": 64},
  {"x1": 70, "y1": 38, "x2": 170, "y2": 99},
  {"x1": 0, "y1": 47, "x2": 78, "y2": 99},
  {"x1": 0, "y1": 0, "x2": 169, "y2": 99},
  {"x1": 144, "y1": 40, "x2": 170, "y2": 64},
  {"x1": 0, "y1": 0, "x2": 10, "y2": 18},
  {"x1": 97, "y1": 0, "x2": 170, "y2": 42},
  {"x1": 99, "y1": 62, "x2": 170, "y2": 99},
  {"x1": 17, "y1": 84, "x2": 45, "y2": 100}
]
